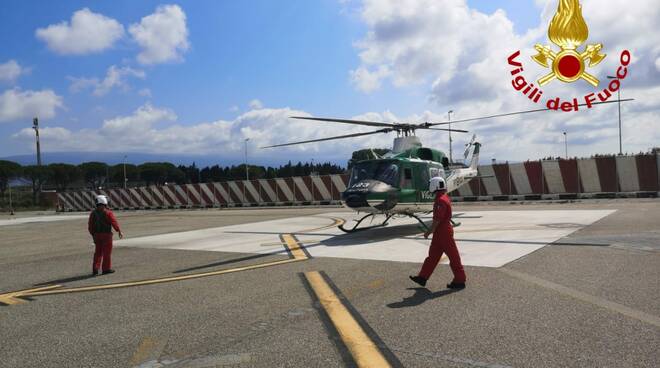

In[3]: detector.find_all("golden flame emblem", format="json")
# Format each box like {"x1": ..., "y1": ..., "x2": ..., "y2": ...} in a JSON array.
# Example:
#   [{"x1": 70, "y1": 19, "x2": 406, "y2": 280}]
[{"x1": 532, "y1": 0, "x2": 606, "y2": 86}]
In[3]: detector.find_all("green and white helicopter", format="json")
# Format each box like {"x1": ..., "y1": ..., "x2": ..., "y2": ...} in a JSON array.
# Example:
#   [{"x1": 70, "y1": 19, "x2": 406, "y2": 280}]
[
  {"x1": 262, "y1": 99, "x2": 630, "y2": 233},
  {"x1": 263, "y1": 115, "x2": 479, "y2": 232}
]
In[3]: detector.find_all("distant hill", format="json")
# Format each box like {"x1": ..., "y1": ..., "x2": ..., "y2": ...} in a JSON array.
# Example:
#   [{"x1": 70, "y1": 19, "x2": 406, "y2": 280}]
[
  {"x1": 1, "y1": 152, "x2": 245, "y2": 167},
  {"x1": 1, "y1": 151, "x2": 345, "y2": 168}
]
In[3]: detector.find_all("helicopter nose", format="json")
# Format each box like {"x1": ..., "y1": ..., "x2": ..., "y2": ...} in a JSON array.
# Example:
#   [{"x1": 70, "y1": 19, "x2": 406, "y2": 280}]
[
  {"x1": 343, "y1": 193, "x2": 369, "y2": 209},
  {"x1": 342, "y1": 180, "x2": 397, "y2": 211}
]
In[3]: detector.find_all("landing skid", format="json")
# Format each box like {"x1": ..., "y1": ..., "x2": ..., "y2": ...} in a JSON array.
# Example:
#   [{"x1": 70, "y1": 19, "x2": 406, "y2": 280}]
[
  {"x1": 338, "y1": 213, "x2": 393, "y2": 233},
  {"x1": 338, "y1": 213, "x2": 461, "y2": 233}
]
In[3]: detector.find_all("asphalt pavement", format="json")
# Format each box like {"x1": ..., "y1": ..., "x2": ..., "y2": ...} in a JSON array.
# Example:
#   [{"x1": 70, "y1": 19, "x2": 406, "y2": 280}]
[{"x1": 0, "y1": 200, "x2": 658, "y2": 367}]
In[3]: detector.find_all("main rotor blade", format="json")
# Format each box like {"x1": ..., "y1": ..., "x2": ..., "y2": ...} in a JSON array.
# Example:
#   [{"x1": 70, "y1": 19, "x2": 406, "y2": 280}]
[
  {"x1": 423, "y1": 127, "x2": 469, "y2": 133},
  {"x1": 426, "y1": 98, "x2": 635, "y2": 127},
  {"x1": 290, "y1": 116, "x2": 396, "y2": 128},
  {"x1": 260, "y1": 129, "x2": 392, "y2": 149}
]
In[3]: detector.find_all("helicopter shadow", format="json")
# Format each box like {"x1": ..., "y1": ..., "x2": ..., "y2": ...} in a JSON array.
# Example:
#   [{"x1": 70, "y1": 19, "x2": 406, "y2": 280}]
[{"x1": 318, "y1": 222, "x2": 427, "y2": 247}]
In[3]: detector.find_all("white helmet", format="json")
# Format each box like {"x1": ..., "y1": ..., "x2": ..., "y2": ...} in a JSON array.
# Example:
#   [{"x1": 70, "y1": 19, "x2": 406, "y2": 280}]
[
  {"x1": 95, "y1": 195, "x2": 108, "y2": 206},
  {"x1": 429, "y1": 176, "x2": 446, "y2": 192}
]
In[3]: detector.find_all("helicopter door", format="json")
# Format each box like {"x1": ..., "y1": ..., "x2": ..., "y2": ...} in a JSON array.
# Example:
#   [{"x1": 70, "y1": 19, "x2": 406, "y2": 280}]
[
  {"x1": 401, "y1": 167, "x2": 413, "y2": 189},
  {"x1": 415, "y1": 164, "x2": 430, "y2": 203}
]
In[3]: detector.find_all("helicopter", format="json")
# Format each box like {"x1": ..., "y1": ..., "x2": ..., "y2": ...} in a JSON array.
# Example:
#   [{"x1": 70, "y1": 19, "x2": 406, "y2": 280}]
[
  {"x1": 261, "y1": 99, "x2": 631, "y2": 233},
  {"x1": 261, "y1": 115, "x2": 478, "y2": 232}
]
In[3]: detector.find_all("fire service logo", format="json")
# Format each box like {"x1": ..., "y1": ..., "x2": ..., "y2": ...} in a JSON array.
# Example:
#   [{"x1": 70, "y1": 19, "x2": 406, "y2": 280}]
[{"x1": 507, "y1": 0, "x2": 631, "y2": 112}]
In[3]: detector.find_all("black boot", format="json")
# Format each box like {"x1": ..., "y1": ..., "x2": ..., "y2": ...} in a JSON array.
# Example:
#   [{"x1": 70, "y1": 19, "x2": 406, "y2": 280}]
[
  {"x1": 409, "y1": 275, "x2": 427, "y2": 287},
  {"x1": 446, "y1": 282, "x2": 466, "y2": 289},
  {"x1": 102, "y1": 269, "x2": 115, "y2": 275}
]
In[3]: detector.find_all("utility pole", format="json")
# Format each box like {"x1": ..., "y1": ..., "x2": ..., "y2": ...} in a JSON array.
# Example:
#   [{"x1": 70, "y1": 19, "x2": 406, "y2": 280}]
[
  {"x1": 8, "y1": 184, "x2": 14, "y2": 215},
  {"x1": 244, "y1": 138, "x2": 250, "y2": 204},
  {"x1": 123, "y1": 155, "x2": 127, "y2": 189},
  {"x1": 33, "y1": 118, "x2": 42, "y2": 166},
  {"x1": 607, "y1": 76, "x2": 623, "y2": 155},
  {"x1": 563, "y1": 132, "x2": 568, "y2": 159},
  {"x1": 448, "y1": 110, "x2": 454, "y2": 164},
  {"x1": 244, "y1": 138, "x2": 250, "y2": 181}
]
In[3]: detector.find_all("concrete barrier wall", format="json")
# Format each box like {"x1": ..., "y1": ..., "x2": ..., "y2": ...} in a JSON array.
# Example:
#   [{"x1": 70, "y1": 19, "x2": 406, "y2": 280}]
[
  {"x1": 578, "y1": 159, "x2": 601, "y2": 193},
  {"x1": 58, "y1": 154, "x2": 659, "y2": 211},
  {"x1": 635, "y1": 155, "x2": 658, "y2": 192},
  {"x1": 510, "y1": 163, "x2": 532, "y2": 194},
  {"x1": 616, "y1": 156, "x2": 639, "y2": 192},
  {"x1": 57, "y1": 174, "x2": 351, "y2": 211},
  {"x1": 542, "y1": 160, "x2": 566, "y2": 194},
  {"x1": 479, "y1": 165, "x2": 501, "y2": 195}
]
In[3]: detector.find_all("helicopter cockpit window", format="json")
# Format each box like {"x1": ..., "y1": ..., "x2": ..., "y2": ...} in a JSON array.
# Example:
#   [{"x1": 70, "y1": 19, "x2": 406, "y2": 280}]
[{"x1": 349, "y1": 161, "x2": 400, "y2": 187}]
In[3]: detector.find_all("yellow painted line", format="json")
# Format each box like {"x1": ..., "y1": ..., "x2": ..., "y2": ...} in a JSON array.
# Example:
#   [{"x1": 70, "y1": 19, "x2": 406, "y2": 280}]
[
  {"x1": 297, "y1": 216, "x2": 346, "y2": 233},
  {"x1": 282, "y1": 234, "x2": 308, "y2": 260},
  {"x1": 27, "y1": 259, "x2": 300, "y2": 296},
  {"x1": 304, "y1": 271, "x2": 391, "y2": 368},
  {"x1": 0, "y1": 285, "x2": 62, "y2": 305},
  {"x1": 1, "y1": 233, "x2": 311, "y2": 304}
]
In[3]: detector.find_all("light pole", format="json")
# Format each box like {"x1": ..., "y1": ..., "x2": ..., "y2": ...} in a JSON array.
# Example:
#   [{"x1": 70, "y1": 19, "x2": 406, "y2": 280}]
[
  {"x1": 448, "y1": 110, "x2": 454, "y2": 164},
  {"x1": 244, "y1": 138, "x2": 250, "y2": 181},
  {"x1": 244, "y1": 138, "x2": 250, "y2": 204},
  {"x1": 123, "y1": 155, "x2": 127, "y2": 189},
  {"x1": 8, "y1": 183, "x2": 14, "y2": 215},
  {"x1": 32, "y1": 118, "x2": 42, "y2": 166},
  {"x1": 563, "y1": 132, "x2": 568, "y2": 159},
  {"x1": 607, "y1": 76, "x2": 622, "y2": 155}
]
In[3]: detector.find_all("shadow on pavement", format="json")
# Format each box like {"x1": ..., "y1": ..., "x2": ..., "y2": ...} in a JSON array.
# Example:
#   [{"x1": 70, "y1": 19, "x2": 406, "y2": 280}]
[
  {"x1": 387, "y1": 287, "x2": 460, "y2": 308},
  {"x1": 33, "y1": 274, "x2": 97, "y2": 286}
]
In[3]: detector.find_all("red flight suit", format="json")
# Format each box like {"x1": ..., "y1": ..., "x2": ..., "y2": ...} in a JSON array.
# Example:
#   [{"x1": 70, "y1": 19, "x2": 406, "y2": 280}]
[
  {"x1": 88, "y1": 207, "x2": 121, "y2": 272},
  {"x1": 418, "y1": 192, "x2": 466, "y2": 283}
]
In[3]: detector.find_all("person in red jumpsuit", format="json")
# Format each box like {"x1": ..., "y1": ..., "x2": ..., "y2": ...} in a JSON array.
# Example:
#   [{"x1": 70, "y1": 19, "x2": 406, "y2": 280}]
[
  {"x1": 88, "y1": 195, "x2": 123, "y2": 275},
  {"x1": 410, "y1": 177, "x2": 466, "y2": 289}
]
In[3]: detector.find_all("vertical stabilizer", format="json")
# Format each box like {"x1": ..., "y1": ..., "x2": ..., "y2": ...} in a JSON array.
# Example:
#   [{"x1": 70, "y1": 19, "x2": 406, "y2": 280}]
[{"x1": 468, "y1": 142, "x2": 481, "y2": 170}]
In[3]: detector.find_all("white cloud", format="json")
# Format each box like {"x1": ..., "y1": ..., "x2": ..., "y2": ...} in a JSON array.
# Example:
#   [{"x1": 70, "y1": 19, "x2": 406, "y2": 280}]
[
  {"x1": 10, "y1": 103, "x2": 405, "y2": 161},
  {"x1": 138, "y1": 88, "x2": 152, "y2": 97},
  {"x1": 249, "y1": 99, "x2": 263, "y2": 109},
  {"x1": 35, "y1": 8, "x2": 124, "y2": 55},
  {"x1": 0, "y1": 60, "x2": 27, "y2": 83},
  {"x1": 347, "y1": 0, "x2": 660, "y2": 159},
  {"x1": 0, "y1": 89, "x2": 64, "y2": 123},
  {"x1": 129, "y1": 5, "x2": 190, "y2": 64},
  {"x1": 350, "y1": 65, "x2": 391, "y2": 92},
  {"x1": 69, "y1": 65, "x2": 146, "y2": 96}
]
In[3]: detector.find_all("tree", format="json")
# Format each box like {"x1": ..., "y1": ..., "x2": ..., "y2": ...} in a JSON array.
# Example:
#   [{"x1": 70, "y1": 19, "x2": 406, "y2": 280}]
[
  {"x1": 110, "y1": 163, "x2": 139, "y2": 186},
  {"x1": 139, "y1": 162, "x2": 185, "y2": 185},
  {"x1": 48, "y1": 163, "x2": 81, "y2": 191},
  {"x1": 23, "y1": 165, "x2": 51, "y2": 205},
  {"x1": 79, "y1": 162, "x2": 109, "y2": 189},
  {"x1": 178, "y1": 163, "x2": 200, "y2": 183},
  {"x1": 0, "y1": 160, "x2": 22, "y2": 200}
]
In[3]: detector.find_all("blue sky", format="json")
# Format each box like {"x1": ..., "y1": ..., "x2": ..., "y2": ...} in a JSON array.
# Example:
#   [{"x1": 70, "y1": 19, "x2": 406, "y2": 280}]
[{"x1": 1, "y1": 0, "x2": 658, "y2": 165}]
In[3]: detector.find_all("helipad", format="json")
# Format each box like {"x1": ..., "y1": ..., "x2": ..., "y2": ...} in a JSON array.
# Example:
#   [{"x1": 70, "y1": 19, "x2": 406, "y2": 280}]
[{"x1": 117, "y1": 210, "x2": 614, "y2": 268}]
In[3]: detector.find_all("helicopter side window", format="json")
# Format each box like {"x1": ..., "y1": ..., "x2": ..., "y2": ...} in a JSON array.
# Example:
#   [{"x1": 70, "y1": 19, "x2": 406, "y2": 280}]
[
  {"x1": 442, "y1": 157, "x2": 450, "y2": 169},
  {"x1": 419, "y1": 166, "x2": 429, "y2": 188},
  {"x1": 375, "y1": 163, "x2": 399, "y2": 186}
]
